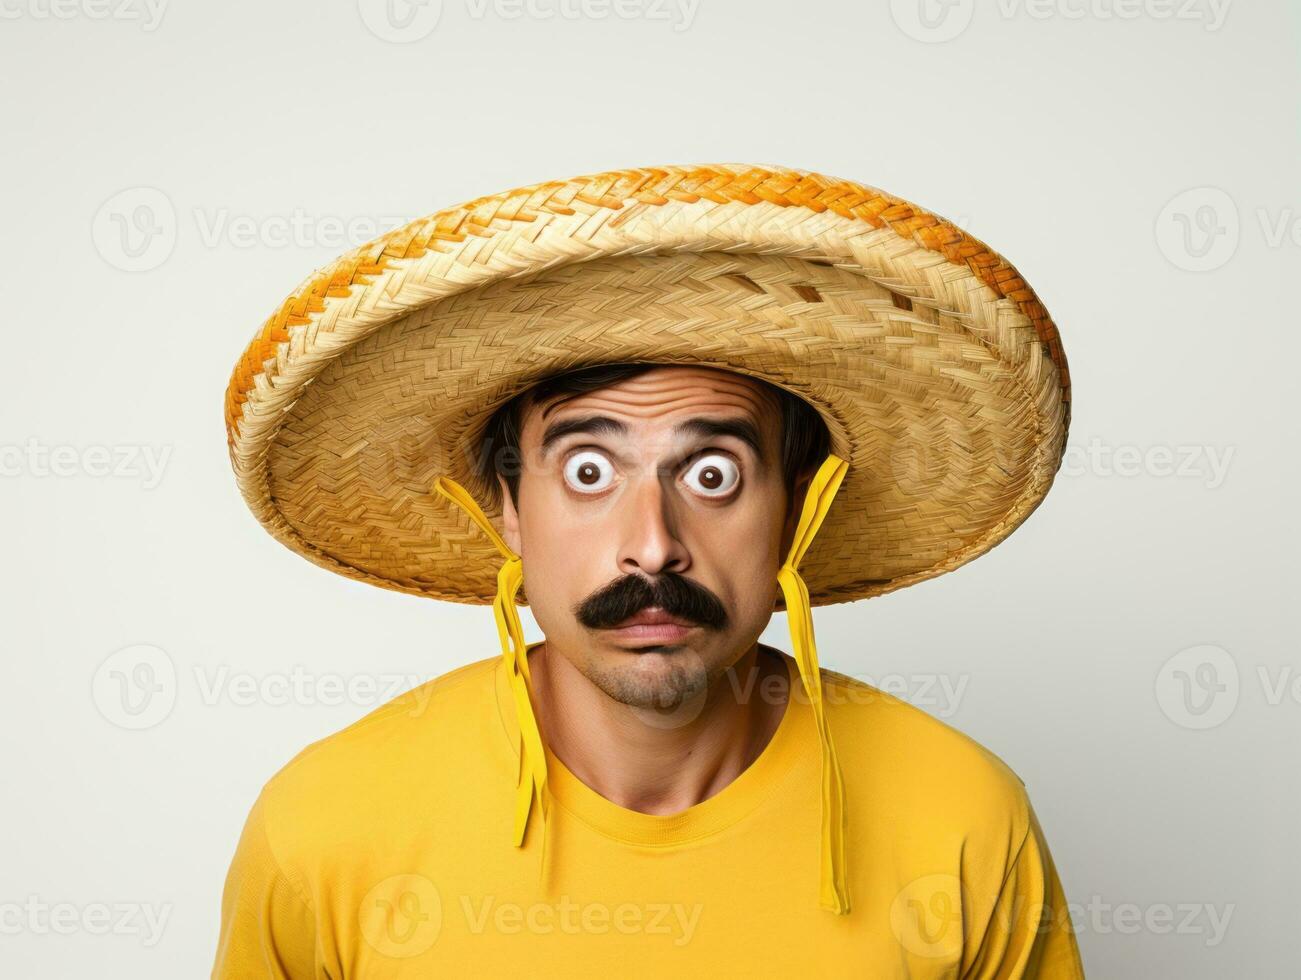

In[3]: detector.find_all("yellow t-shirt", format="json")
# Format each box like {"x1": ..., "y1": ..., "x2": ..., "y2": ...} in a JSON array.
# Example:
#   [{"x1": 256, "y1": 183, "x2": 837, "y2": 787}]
[{"x1": 212, "y1": 644, "x2": 1086, "y2": 978}]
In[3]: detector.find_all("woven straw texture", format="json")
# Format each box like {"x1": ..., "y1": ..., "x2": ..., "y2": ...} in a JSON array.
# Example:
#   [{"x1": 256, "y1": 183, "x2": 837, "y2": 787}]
[{"x1": 224, "y1": 163, "x2": 1070, "y2": 607}]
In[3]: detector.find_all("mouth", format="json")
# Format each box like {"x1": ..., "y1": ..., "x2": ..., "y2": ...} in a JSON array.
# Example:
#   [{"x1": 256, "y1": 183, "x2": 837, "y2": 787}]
[{"x1": 605, "y1": 607, "x2": 699, "y2": 644}]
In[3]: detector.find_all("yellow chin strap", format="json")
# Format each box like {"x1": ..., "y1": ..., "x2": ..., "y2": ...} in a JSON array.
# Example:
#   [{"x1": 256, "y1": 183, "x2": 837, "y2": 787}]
[
  {"x1": 434, "y1": 450, "x2": 851, "y2": 915},
  {"x1": 431, "y1": 476, "x2": 552, "y2": 886},
  {"x1": 778, "y1": 452, "x2": 852, "y2": 914}
]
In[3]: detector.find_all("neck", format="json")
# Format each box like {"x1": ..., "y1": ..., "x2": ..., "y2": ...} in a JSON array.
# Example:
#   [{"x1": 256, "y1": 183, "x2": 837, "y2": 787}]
[{"x1": 527, "y1": 639, "x2": 790, "y2": 815}]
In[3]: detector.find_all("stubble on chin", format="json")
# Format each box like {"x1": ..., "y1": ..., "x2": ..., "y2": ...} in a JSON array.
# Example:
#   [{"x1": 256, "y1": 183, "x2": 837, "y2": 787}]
[{"x1": 583, "y1": 648, "x2": 712, "y2": 711}]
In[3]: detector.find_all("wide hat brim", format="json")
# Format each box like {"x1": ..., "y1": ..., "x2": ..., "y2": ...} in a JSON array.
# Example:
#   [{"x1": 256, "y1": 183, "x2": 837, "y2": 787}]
[{"x1": 225, "y1": 163, "x2": 1070, "y2": 609}]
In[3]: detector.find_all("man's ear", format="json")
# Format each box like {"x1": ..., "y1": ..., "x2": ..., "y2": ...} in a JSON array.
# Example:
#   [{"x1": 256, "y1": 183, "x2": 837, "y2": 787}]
[
  {"x1": 497, "y1": 474, "x2": 522, "y2": 555},
  {"x1": 779, "y1": 470, "x2": 813, "y2": 560}
]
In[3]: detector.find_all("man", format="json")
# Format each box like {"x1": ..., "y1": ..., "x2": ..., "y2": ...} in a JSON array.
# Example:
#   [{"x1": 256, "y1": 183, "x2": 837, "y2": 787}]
[{"x1": 214, "y1": 164, "x2": 1086, "y2": 977}]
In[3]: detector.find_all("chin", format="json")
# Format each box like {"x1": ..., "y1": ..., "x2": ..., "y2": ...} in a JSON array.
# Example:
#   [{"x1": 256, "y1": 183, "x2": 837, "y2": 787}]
[{"x1": 588, "y1": 646, "x2": 710, "y2": 711}]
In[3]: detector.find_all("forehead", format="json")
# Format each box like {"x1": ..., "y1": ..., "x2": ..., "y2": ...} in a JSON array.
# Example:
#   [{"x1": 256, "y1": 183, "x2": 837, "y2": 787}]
[{"x1": 520, "y1": 365, "x2": 781, "y2": 442}]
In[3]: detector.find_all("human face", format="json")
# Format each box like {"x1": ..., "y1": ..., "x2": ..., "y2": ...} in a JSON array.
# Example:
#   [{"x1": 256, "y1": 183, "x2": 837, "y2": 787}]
[{"x1": 497, "y1": 365, "x2": 803, "y2": 711}]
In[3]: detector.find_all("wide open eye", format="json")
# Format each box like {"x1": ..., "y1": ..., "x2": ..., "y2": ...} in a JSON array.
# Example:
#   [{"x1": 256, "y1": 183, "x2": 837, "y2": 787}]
[
  {"x1": 683, "y1": 453, "x2": 740, "y2": 498},
  {"x1": 563, "y1": 450, "x2": 615, "y2": 494}
]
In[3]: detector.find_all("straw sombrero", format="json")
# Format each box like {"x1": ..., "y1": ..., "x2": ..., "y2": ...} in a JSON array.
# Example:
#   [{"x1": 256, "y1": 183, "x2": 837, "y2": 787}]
[{"x1": 223, "y1": 163, "x2": 1070, "y2": 915}]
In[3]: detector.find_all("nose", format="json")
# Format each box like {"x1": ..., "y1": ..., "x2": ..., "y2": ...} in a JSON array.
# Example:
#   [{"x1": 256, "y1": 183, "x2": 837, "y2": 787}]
[{"x1": 616, "y1": 471, "x2": 691, "y2": 578}]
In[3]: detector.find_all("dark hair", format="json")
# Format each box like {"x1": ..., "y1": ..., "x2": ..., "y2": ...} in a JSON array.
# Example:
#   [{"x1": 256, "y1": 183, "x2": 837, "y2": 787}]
[{"x1": 476, "y1": 362, "x2": 831, "y2": 513}]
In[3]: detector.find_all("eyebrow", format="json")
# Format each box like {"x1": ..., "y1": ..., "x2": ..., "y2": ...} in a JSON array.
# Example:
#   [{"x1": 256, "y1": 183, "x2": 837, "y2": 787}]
[{"x1": 539, "y1": 415, "x2": 768, "y2": 464}]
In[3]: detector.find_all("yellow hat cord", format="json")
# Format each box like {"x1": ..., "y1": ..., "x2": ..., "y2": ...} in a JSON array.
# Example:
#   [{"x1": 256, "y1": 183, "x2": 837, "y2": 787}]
[
  {"x1": 778, "y1": 452, "x2": 852, "y2": 914},
  {"x1": 432, "y1": 477, "x2": 552, "y2": 888},
  {"x1": 435, "y1": 449, "x2": 851, "y2": 915}
]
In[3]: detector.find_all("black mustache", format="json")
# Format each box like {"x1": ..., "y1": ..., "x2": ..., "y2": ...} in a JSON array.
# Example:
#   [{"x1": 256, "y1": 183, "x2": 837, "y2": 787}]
[{"x1": 575, "y1": 573, "x2": 729, "y2": 631}]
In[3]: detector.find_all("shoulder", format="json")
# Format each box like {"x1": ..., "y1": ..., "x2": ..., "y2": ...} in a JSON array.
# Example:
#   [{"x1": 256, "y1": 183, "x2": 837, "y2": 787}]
[
  {"x1": 252, "y1": 654, "x2": 503, "y2": 858},
  {"x1": 267, "y1": 654, "x2": 496, "y2": 782},
  {"x1": 812, "y1": 663, "x2": 1080, "y2": 973},
  {"x1": 815, "y1": 661, "x2": 1032, "y2": 842}
]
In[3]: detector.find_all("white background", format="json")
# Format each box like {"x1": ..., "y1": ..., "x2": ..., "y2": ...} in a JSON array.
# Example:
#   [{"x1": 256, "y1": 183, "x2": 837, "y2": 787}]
[{"x1": 1, "y1": 0, "x2": 1296, "y2": 976}]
